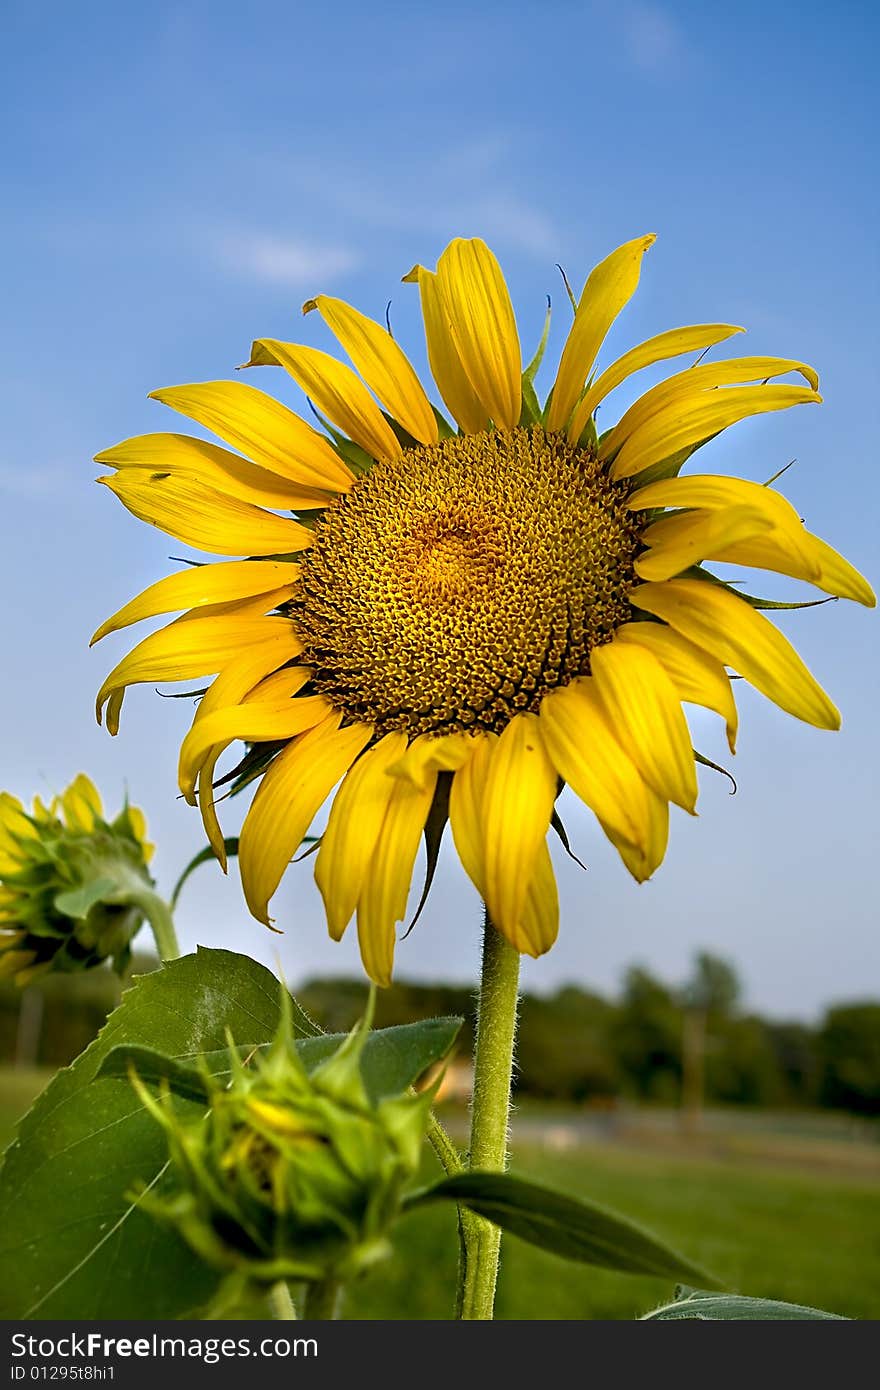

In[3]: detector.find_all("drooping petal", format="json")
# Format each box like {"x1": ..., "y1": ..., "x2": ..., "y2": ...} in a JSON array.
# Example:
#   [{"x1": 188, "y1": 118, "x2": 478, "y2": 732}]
[
  {"x1": 189, "y1": 645, "x2": 307, "y2": 865},
  {"x1": 243, "y1": 339, "x2": 401, "y2": 462},
  {"x1": 179, "y1": 694, "x2": 329, "y2": 802},
  {"x1": 314, "y1": 732, "x2": 408, "y2": 942},
  {"x1": 602, "y1": 355, "x2": 820, "y2": 459},
  {"x1": 436, "y1": 238, "x2": 521, "y2": 430},
  {"x1": 517, "y1": 841, "x2": 559, "y2": 957},
  {"x1": 635, "y1": 505, "x2": 774, "y2": 581},
  {"x1": 598, "y1": 783, "x2": 670, "y2": 884},
  {"x1": 148, "y1": 380, "x2": 354, "y2": 492},
  {"x1": 590, "y1": 640, "x2": 698, "y2": 812},
  {"x1": 608, "y1": 385, "x2": 821, "y2": 480},
  {"x1": 303, "y1": 296, "x2": 438, "y2": 446},
  {"x1": 538, "y1": 678, "x2": 657, "y2": 855},
  {"x1": 96, "y1": 432, "x2": 335, "y2": 512},
  {"x1": 448, "y1": 733, "x2": 496, "y2": 899},
  {"x1": 238, "y1": 717, "x2": 371, "y2": 926},
  {"x1": 481, "y1": 713, "x2": 557, "y2": 942},
  {"x1": 96, "y1": 613, "x2": 300, "y2": 732},
  {"x1": 567, "y1": 323, "x2": 745, "y2": 441},
  {"x1": 631, "y1": 579, "x2": 840, "y2": 729},
  {"x1": 546, "y1": 234, "x2": 656, "y2": 434},
  {"x1": 97, "y1": 472, "x2": 313, "y2": 557},
  {"x1": 91, "y1": 560, "x2": 300, "y2": 645},
  {"x1": 403, "y1": 265, "x2": 488, "y2": 433},
  {"x1": 616, "y1": 623, "x2": 738, "y2": 752},
  {"x1": 356, "y1": 770, "x2": 438, "y2": 987},
  {"x1": 387, "y1": 732, "x2": 478, "y2": 791}
]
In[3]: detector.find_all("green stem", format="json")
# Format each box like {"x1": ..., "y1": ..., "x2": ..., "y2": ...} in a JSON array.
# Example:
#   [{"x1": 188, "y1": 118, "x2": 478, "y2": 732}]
[
  {"x1": 457, "y1": 911, "x2": 521, "y2": 1321},
  {"x1": 302, "y1": 1278, "x2": 341, "y2": 1320},
  {"x1": 267, "y1": 1281, "x2": 297, "y2": 1320},
  {"x1": 134, "y1": 891, "x2": 181, "y2": 963}
]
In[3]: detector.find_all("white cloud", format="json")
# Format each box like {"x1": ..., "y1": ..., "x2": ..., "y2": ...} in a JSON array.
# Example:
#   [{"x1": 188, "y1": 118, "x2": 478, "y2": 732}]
[{"x1": 217, "y1": 233, "x2": 360, "y2": 288}]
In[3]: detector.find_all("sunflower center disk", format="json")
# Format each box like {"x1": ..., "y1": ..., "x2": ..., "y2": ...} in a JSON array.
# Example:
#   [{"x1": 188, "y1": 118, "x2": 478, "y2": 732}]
[{"x1": 292, "y1": 425, "x2": 641, "y2": 738}]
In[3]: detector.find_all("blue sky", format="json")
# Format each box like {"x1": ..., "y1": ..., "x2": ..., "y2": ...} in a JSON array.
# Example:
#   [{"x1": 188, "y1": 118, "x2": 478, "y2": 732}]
[{"x1": 2, "y1": 1, "x2": 877, "y2": 1017}]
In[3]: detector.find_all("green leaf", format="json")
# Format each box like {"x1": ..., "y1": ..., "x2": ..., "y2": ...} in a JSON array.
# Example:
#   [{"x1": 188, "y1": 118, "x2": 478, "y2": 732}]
[
  {"x1": 297, "y1": 1016, "x2": 461, "y2": 1103},
  {"x1": 644, "y1": 1286, "x2": 846, "y2": 1320},
  {"x1": 0, "y1": 948, "x2": 315, "y2": 1319},
  {"x1": 169, "y1": 839, "x2": 239, "y2": 909},
  {"x1": 97, "y1": 1015, "x2": 462, "y2": 1108},
  {"x1": 410, "y1": 1172, "x2": 720, "y2": 1285}
]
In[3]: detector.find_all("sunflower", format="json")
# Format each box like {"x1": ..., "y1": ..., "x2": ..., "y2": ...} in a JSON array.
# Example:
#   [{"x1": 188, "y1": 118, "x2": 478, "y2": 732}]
[
  {"x1": 0, "y1": 774, "x2": 154, "y2": 985},
  {"x1": 93, "y1": 235, "x2": 874, "y2": 985}
]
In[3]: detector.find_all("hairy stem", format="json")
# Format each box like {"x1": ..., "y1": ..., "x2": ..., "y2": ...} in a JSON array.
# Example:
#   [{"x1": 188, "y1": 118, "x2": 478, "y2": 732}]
[
  {"x1": 267, "y1": 1281, "x2": 297, "y2": 1320},
  {"x1": 457, "y1": 912, "x2": 520, "y2": 1320}
]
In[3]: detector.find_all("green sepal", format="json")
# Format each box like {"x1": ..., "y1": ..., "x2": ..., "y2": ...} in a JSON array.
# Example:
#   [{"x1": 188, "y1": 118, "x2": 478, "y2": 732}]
[
  {"x1": 693, "y1": 749, "x2": 737, "y2": 793},
  {"x1": 53, "y1": 877, "x2": 118, "y2": 920}
]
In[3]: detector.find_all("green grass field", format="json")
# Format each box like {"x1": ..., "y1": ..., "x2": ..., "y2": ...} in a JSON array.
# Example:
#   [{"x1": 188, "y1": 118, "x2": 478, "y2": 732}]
[{"x1": 2, "y1": 1070, "x2": 877, "y2": 1320}]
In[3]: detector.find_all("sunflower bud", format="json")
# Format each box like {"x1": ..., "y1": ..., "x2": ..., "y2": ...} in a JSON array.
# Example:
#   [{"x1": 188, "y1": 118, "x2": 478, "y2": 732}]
[
  {"x1": 0, "y1": 774, "x2": 155, "y2": 986},
  {"x1": 132, "y1": 996, "x2": 434, "y2": 1285}
]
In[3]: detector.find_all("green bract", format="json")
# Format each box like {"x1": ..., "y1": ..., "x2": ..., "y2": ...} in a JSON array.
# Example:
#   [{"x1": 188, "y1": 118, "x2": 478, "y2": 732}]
[
  {"x1": 0, "y1": 774, "x2": 154, "y2": 986},
  {"x1": 132, "y1": 994, "x2": 436, "y2": 1286}
]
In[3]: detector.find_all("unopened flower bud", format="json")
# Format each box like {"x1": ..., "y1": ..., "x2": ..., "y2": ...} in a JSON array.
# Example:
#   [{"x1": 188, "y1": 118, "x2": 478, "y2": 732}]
[{"x1": 132, "y1": 994, "x2": 435, "y2": 1285}]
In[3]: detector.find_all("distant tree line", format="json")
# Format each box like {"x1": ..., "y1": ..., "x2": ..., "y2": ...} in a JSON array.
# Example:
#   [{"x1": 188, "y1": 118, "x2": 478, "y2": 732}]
[{"x1": 1, "y1": 952, "x2": 878, "y2": 1115}]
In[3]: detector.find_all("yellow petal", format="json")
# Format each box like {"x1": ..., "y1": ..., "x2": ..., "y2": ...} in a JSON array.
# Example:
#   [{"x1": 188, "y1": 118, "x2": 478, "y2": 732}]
[
  {"x1": 603, "y1": 355, "x2": 820, "y2": 462},
  {"x1": 238, "y1": 716, "x2": 371, "y2": 926},
  {"x1": 314, "y1": 732, "x2": 408, "y2": 942},
  {"x1": 567, "y1": 323, "x2": 745, "y2": 441},
  {"x1": 98, "y1": 471, "x2": 313, "y2": 557},
  {"x1": 96, "y1": 431, "x2": 335, "y2": 511},
  {"x1": 517, "y1": 841, "x2": 559, "y2": 957},
  {"x1": 356, "y1": 770, "x2": 438, "y2": 986},
  {"x1": 189, "y1": 646, "x2": 307, "y2": 865},
  {"x1": 538, "y1": 679, "x2": 655, "y2": 852},
  {"x1": 387, "y1": 732, "x2": 478, "y2": 791},
  {"x1": 59, "y1": 774, "x2": 104, "y2": 832},
  {"x1": 609, "y1": 385, "x2": 821, "y2": 480},
  {"x1": 629, "y1": 473, "x2": 822, "y2": 579},
  {"x1": 635, "y1": 505, "x2": 774, "y2": 581},
  {"x1": 404, "y1": 265, "x2": 488, "y2": 433},
  {"x1": 148, "y1": 381, "x2": 353, "y2": 492},
  {"x1": 631, "y1": 579, "x2": 840, "y2": 729},
  {"x1": 436, "y1": 239, "x2": 521, "y2": 430},
  {"x1": 599, "y1": 784, "x2": 669, "y2": 884},
  {"x1": 179, "y1": 693, "x2": 328, "y2": 803},
  {"x1": 244, "y1": 339, "x2": 401, "y2": 462},
  {"x1": 96, "y1": 613, "x2": 300, "y2": 733},
  {"x1": 448, "y1": 733, "x2": 496, "y2": 897},
  {"x1": 590, "y1": 640, "x2": 698, "y2": 812},
  {"x1": 630, "y1": 473, "x2": 873, "y2": 605},
  {"x1": 91, "y1": 560, "x2": 300, "y2": 645},
  {"x1": 616, "y1": 623, "x2": 738, "y2": 752},
  {"x1": 787, "y1": 532, "x2": 875, "y2": 608},
  {"x1": 303, "y1": 297, "x2": 438, "y2": 445},
  {"x1": 546, "y1": 234, "x2": 656, "y2": 433},
  {"x1": 481, "y1": 713, "x2": 557, "y2": 941}
]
